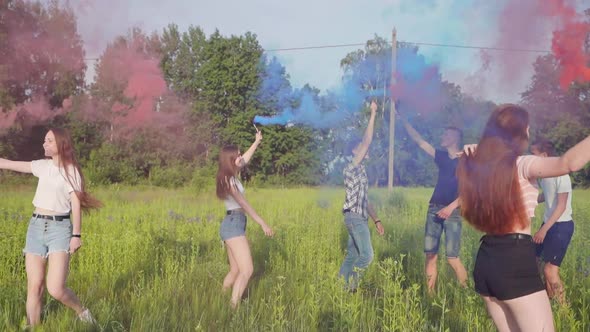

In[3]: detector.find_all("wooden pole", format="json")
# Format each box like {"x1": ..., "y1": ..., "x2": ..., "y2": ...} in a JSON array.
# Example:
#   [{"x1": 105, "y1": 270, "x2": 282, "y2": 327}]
[{"x1": 388, "y1": 28, "x2": 397, "y2": 191}]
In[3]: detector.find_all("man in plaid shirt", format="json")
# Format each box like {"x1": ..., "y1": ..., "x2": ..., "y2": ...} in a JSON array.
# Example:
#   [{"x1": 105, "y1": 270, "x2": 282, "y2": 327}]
[{"x1": 339, "y1": 101, "x2": 384, "y2": 290}]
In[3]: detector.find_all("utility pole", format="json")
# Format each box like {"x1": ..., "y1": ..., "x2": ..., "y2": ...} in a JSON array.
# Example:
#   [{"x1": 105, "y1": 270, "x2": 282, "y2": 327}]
[{"x1": 388, "y1": 28, "x2": 397, "y2": 191}]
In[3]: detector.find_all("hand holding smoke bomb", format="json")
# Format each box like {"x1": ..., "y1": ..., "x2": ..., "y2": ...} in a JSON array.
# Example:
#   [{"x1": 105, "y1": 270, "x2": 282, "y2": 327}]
[{"x1": 253, "y1": 123, "x2": 262, "y2": 143}]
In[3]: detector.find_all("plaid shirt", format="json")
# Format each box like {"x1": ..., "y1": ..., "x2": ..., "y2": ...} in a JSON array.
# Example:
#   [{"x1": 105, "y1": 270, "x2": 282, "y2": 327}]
[{"x1": 343, "y1": 162, "x2": 369, "y2": 218}]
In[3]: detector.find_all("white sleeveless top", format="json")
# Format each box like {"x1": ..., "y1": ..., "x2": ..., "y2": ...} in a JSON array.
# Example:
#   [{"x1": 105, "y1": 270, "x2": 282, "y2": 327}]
[{"x1": 224, "y1": 177, "x2": 244, "y2": 210}]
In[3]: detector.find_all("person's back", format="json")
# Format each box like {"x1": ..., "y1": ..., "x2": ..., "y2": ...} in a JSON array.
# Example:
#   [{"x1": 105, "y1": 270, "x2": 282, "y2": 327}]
[{"x1": 454, "y1": 104, "x2": 590, "y2": 332}]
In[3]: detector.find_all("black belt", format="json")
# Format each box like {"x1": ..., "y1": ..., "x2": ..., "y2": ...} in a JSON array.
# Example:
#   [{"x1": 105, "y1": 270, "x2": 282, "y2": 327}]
[
  {"x1": 481, "y1": 233, "x2": 531, "y2": 243},
  {"x1": 226, "y1": 210, "x2": 244, "y2": 215},
  {"x1": 32, "y1": 213, "x2": 70, "y2": 221}
]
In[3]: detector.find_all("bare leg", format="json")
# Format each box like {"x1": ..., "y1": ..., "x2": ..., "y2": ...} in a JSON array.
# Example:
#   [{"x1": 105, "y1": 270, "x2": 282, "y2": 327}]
[
  {"x1": 222, "y1": 243, "x2": 240, "y2": 292},
  {"x1": 447, "y1": 257, "x2": 468, "y2": 287},
  {"x1": 25, "y1": 254, "x2": 46, "y2": 326},
  {"x1": 425, "y1": 253, "x2": 438, "y2": 293},
  {"x1": 46, "y1": 252, "x2": 84, "y2": 314},
  {"x1": 481, "y1": 296, "x2": 519, "y2": 332},
  {"x1": 224, "y1": 236, "x2": 254, "y2": 308},
  {"x1": 544, "y1": 263, "x2": 566, "y2": 305},
  {"x1": 504, "y1": 290, "x2": 555, "y2": 332}
]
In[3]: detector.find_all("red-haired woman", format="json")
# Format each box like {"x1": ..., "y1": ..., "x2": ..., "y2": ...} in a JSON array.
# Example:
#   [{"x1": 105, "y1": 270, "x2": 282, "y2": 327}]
[
  {"x1": 0, "y1": 128, "x2": 102, "y2": 327},
  {"x1": 216, "y1": 128, "x2": 273, "y2": 308},
  {"x1": 457, "y1": 104, "x2": 590, "y2": 331}
]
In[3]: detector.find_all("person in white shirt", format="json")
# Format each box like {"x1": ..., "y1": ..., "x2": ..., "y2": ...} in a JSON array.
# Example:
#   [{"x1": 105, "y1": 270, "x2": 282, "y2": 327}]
[
  {"x1": 0, "y1": 128, "x2": 101, "y2": 327},
  {"x1": 215, "y1": 127, "x2": 273, "y2": 308},
  {"x1": 531, "y1": 140, "x2": 574, "y2": 305}
]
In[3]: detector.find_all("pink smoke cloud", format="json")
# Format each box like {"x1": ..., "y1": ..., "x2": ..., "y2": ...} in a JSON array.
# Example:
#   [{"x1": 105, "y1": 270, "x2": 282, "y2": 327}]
[{"x1": 543, "y1": 0, "x2": 590, "y2": 88}]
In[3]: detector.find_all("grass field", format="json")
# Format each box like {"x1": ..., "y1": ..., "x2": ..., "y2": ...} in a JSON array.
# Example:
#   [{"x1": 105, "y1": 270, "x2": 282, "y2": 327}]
[{"x1": 1, "y1": 186, "x2": 589, "y2": 331}]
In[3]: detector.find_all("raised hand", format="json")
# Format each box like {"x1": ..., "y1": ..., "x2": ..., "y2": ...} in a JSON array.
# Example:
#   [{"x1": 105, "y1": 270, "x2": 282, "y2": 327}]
[{"x1": 370, "y1": 100, "x2": 378, "y2": 115}]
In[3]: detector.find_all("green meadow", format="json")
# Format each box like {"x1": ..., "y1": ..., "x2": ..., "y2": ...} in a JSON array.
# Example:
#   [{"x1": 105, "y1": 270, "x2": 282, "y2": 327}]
[{"x1": 1, "y1": 186, "x2": 589, "y2": 331}]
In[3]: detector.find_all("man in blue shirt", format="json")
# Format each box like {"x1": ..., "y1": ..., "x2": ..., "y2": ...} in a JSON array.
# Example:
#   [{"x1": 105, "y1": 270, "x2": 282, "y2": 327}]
[{"x1": 400, "y1": 115, "x2": 467, "y2": 293}]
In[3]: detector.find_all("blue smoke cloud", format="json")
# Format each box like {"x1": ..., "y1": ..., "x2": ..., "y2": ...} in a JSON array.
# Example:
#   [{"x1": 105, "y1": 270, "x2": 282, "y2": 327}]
[{"x1": 256, "y1": 45, "x2": 444, "y2": 128}]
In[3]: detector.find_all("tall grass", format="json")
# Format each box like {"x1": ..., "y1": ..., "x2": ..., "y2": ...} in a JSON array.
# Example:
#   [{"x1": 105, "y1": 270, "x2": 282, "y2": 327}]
[{"x1": 0, "y1": 186, "x2": 588, "y2": 331}]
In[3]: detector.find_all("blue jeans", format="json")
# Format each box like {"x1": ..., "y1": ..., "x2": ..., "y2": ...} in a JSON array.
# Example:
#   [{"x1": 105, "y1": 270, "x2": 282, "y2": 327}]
[
  {"x1": 339, "y1": 212, "x2": 374, "y2": 288},
  {"x1": 424, "y1": 203, "x2": 462, "y2": 258}
]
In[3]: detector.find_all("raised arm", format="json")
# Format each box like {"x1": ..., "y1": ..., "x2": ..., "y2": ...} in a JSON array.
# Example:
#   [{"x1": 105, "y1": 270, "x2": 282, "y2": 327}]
[
  {"x1": 352, "y1": 101, "x2": 378, "y2": 166},
  {"x1": 0, "y1": 158, "x2": 32, "y2": 173},
  {"x1": 240, "y1": 130, "x2": 262, "y2": 166},
  {"x1": 399, "y1": 116, "x2": 435, "y2": 158},
  {"x1": 228, "y1": 188, "x2": 273, "y2": 237},
  {"x1": 528, "y1": 135, "x2": 590, "y2": 179}
]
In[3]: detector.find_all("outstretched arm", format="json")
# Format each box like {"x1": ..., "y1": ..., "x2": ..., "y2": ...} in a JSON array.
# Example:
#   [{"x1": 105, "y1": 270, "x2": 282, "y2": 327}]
[
  {"x1": 399, "y1": 116, "x2": 435, "y2": 158},
  {"x1": 352, "y1": 101, "x2": 378, "y2": 166},
  {"x1": 0, "y1": 158, "x2": 32, "y2": 173},
  {"x1": 228, "y1": 187, "x2": 273, "y2": 237},
  {"x1": 527, "y1": 135, "x2": 590, "y2": 179},
  {"x1": 241, "y1": 130, "x2": 262, "y2": 166}
]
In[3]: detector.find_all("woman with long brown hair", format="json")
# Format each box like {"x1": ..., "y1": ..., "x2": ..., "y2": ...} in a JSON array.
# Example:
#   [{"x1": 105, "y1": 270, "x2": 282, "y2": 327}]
[
  {"x1": 216, "y1": 128, "x2": 273, "y2": 308},
  {"x1": 457, "y1": 104, "x2": 590, "y2": 331},
  {"x1": 0, "y1": 128, "x2": 102, "y2": 327}
]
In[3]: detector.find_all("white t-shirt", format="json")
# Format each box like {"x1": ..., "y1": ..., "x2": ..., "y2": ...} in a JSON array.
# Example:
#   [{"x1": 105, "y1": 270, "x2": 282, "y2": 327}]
[
  {"x1": 539, "y1": 174, "x2": 573, "y2": 222},
  {"x1": 31, "y1": 159, "x2": 82, "y2": 214},
  {"x1": 224, "y1": 177, "x2": 244, "y2": 210}
]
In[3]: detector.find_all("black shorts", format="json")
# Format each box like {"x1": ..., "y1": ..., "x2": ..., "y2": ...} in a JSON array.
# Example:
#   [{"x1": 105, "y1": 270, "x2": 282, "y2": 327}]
[{"x1": 473, "y1": 233, "x2": 545, "y2": 301}]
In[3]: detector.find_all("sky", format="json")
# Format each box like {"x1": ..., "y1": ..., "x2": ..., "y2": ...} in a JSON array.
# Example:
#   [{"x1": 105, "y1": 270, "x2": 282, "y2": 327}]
[{"x1": 70, "y1": 0, "x2": 589, "y2": 103}]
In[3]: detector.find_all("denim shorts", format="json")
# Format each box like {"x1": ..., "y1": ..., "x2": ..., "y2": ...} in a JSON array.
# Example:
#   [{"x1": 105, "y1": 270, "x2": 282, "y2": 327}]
[
  {"x1": 535, "y1": 220, "x2": 574, "y2": 266},
  {"x1": 424, "y1": 203, "x2": 462, "y2": 258},
  {"x1": 219, "y1": 211, "x2": 247, "y2": 241},
  {"x1": 23, "y1": 215, "x2": 72, "y2": 258}
]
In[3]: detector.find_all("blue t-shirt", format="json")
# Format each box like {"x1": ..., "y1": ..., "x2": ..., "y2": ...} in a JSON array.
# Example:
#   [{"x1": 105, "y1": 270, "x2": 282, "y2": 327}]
[{"x1": 429, "y1": 150, "x2": 459, "y2": 206}]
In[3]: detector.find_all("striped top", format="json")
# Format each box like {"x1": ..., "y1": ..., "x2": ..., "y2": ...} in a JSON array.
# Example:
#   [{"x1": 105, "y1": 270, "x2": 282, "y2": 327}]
[{"x1": 516, "y1": 155, "x2": 539, "y2": 218}]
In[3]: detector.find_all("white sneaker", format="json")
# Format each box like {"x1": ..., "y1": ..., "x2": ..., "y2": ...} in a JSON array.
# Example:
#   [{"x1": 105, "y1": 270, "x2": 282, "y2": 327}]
[{"x1": 78, "y1": 308, "x2": 97, "y2": 324}]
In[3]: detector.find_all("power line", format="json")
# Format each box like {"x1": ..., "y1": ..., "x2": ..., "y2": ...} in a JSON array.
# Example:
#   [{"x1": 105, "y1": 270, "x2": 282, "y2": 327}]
[
  {"x1": 265, "y1": 40, "x2": 552, "y2": 54},
  {"x1": 82, "y1": 39, "x2": 552, "y2": 61},
  {"x1": 265, "y1": 43, "x2": 366, "y2": 52},
  {"x1": 406, "y1": 41, "x2": 550, "y2": 54}
]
